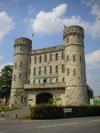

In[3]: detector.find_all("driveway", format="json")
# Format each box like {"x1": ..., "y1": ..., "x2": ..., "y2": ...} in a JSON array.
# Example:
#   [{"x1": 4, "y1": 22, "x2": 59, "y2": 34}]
[{"x1": 0, "y1": 108, "x2": 30, "y2": 121}]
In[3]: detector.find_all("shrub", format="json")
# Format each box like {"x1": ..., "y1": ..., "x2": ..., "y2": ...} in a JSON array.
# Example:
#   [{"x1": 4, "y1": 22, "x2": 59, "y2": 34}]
[
  {"x1": 30, "y1": 104, "x2": 100, "y2": 119},
  {"x1": 30, "y1": 104, "x2": 63, "y2": 119}
]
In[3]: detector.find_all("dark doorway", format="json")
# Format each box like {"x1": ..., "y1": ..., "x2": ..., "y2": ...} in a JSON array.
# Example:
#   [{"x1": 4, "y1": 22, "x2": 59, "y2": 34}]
[{"x1": 36, "y1": 93, "x2": 53, "y2": 104}]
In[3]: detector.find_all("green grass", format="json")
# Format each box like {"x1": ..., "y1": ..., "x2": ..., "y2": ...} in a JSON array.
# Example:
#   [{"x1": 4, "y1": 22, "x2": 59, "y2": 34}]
[
  {"x1": 0, "y1": 103, "x2": 21, "y2": 112},
  {"x1": 18, "y1": 114, "x2": 31, "y2": 120}
]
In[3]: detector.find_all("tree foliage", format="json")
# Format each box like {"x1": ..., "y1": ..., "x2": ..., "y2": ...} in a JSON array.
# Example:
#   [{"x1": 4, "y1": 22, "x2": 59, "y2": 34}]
[
  {"x1": 87, "y1": 84, "x2": 94, "y2": 98},
  {"x1": 14, "y1": 88, "x2": 22, "y2": 98},
  {"x1": 0, "y1": 65, "x2": 13, "y2": 102}
]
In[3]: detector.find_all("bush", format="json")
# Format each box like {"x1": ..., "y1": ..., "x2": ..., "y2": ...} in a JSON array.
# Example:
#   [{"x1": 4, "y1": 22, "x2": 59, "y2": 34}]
[
  {"x1": 30, "y1": 104, "x2": 100, "y2": 119},
  {"x1": 30, "y1": 104, "x2": 63, "y2": 119}
]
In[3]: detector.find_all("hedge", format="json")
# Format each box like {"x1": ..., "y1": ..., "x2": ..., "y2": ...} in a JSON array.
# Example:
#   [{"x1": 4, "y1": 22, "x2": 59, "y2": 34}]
[
  {"x1": 30, "y1": 104, "x2": 63, "y2": 119},
  {"x1": 30, "y1": 104, "x2": 100, "y2": 119}
]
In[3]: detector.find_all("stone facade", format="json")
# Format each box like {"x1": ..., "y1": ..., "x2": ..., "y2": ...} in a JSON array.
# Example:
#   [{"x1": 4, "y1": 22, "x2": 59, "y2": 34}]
[{"x1": 9, "y1": 25, "x2": 88, "y2": 107}]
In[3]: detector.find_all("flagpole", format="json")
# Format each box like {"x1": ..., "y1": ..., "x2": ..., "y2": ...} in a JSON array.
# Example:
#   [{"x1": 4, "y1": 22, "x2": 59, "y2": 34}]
[{"x1": 32, "y1": 32, "x2": 34, "y2": 45}]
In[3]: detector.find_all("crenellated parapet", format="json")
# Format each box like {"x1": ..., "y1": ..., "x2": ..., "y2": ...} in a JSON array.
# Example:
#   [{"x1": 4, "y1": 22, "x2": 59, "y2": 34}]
[
  {"x1": 14, "y1": 37, "x2": 32, "y2": 47},
  {"x1": 31, "y1": 45, "x2": 64, "y2": 55}
]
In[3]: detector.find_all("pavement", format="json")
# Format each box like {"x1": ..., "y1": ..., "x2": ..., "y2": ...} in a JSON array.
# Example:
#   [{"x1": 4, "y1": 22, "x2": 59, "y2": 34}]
[{"x1": 0, "y1": 108, "x2": 30, "y2": 121}]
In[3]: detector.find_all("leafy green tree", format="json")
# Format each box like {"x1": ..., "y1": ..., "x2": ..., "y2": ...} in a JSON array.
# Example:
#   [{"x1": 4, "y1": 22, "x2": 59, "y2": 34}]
[
  {"x1": 48, "y1": 92, "x2": 60, "y2": 105},
  {"x1": 87, "y1": 84, "x2": 94, "y2": 98},
  {"x1": 14, "y1": 88, "x2": 22, "y2": 98},
  {"x1": 0, "y1": 65, "x2": 13, "y2": 104},
  {"x1": 14, "y1": 88, "x2": 22, "y2": 106}
]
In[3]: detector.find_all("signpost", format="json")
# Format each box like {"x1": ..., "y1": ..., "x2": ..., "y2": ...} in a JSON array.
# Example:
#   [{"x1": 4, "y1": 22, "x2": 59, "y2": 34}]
[{"x1": 63, "y1": 108, "x2": 72, "y2": 118}]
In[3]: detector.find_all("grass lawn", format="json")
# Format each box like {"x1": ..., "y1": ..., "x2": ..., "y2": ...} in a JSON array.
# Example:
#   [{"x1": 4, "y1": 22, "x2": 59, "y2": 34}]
[
  {"x1": 18, "y1": 114, "x2": 31, "y2": 120},
  {"x1": 0, "y1": 103, "x2": 21, "y2": 112}
]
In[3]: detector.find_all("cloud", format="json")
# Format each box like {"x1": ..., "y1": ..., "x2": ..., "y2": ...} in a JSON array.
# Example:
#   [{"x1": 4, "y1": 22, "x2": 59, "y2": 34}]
[
  {"x1": 85, "y1": 49, "x2": 100, "y2": 69},
  {"x1": 0, "y1": 12, "x2": 14, "y2": 43},
  {"x1": 27, "y1": 5, "x2": 35, "y2": 14},
  {"x1": 29, "y1": 3, "x2": 100, "y2": 38},
  {"x1": 0, "y1": 56, "x2": 3, "y2": 60},
  {"x1": 0, "y1": 62, "x2": 13, "y2": 72}
]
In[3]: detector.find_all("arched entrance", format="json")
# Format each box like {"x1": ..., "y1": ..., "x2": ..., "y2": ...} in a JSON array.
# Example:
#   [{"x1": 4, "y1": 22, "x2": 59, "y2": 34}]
[{"x1": 36, "y1": 93, "x2": 53, "y2": 104}]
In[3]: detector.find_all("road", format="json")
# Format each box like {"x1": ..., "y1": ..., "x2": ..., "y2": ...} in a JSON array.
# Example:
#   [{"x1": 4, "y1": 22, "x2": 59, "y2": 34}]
[{"x1": 0, "y1": 116, "x2": 100, "y2": 133}]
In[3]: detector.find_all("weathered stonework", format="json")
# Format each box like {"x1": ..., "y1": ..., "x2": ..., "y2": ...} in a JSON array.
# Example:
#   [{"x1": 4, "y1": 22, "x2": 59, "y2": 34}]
[{"x1": 9, "y1": 25, "x2": 88, "y2": 107}]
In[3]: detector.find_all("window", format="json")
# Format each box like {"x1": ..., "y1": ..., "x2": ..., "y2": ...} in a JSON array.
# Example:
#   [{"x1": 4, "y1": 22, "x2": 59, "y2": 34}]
[
  {"x1": 34, "y1": 56, "x2": 36, "y2": 64},
  {"x1": 24, "y1": 97, "x2": 26, "y2": 103},
  {"x1": 30, "y1": 57, "x2": 31, "y2": 64},
  {"x1": 67, "y1": 55, "x2": 69, "y2": 61},
  {"x1": 67, "y1": 68, "x2": 69, "y2": 76},
  {"x1": 39, "y1": 55, "x2": 41, "y2": 63},
  {"x1": 44, "y1": 79, "x2": 47, "y2": 83},
  {"x1": 39, "y1": 67, "x2": 41, "y2": 75},
  {"x1": 56, "y1": 65, "x2": 58, "y2": 73},
  {"x1": 78, "y1": 35, "x2": 80, "y2": 41},
  {"x1": 29, "y1": 68, "x2": 30, "y2": 75},
  {"x1": 50, "y1": 54, "x2": 52, "y2": 61},
  {"x1": 20, "y1": 45, "x2": 22, "y2": 50},
  {"x1": 62, "y1": 52, "x2": 64, "y2": 59},
  {"x1": 44, "y1": 66, "x2": 46, "y2": 74},
  {"x1": 80, "y1": 56, "x2": 82, "y2": 62},
  {"x1": 19, "y1": 73, "x2": 21, "y2": 79},
  {"x1": 74, "y1": 69, "x2": 76, "y2": 76},
  {"x1": 21, "y1": 97, "x2": 23, "y2": 103},
  {"x1": 62, "y1": 64, "x2": 64, "y2": 73},
  {"x1": 45, "y1": 55, "x2": 47, "y2": 62},
  {"x1": 25, "y1": 72, "x2": 27, "y2": 78},
  {"x1": 14, "y1": 75, "x2": 16, "y2": 81},
  {"x1": 33, "y1": 68, "x2": 36, "y2": 75},
  {"x1": 56, "y1": 78, "x2": 58, "y2": 82},
  {"x1": 28, "y1": 80, "x2": 30, "y2": 84},
  {"x1": 19, "y1": 62, "x2": 22, "y2": 68},
  {"x1": 55, "y1": 53, "x2": 58, "y2": 61},
  {"x1": 33, "y1": 80, "x2": 35, "y2": 84},
  {"x1": 50, "y1": 66, "x2": 52, "y2": 74},
  {"x1": 50, "y1": 79, "x2": 52, "y2": 83},
  {"x1": 15, "y1": 63, "x2": 16, "y2": 69},
  {"x1": 81, "y1": 71, "x2": 82, "y2": 76},
  {"x1": 39, "y1": 79, "x2": 40, "y2": 83},
  {"x1": 62, "y1": 78, "x2": 64, "y2": 82},
  {"x1": 73, "y1": 55, "x2": 75, "y2": 61},
  {"x1": 67, "y1": 36, "x2": 69, "y2": 43}
]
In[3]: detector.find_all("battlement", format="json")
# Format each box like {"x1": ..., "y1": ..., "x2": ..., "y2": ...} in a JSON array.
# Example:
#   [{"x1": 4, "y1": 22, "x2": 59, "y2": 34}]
[
  {"x1": 63, "y1": 25, "x2": 84, "y2": 39},
  {"x1": 31, "y1": 45, "x2": 64, "y2": 54},
  {"x1": 14, "y1": 37, "x2": 32, "y2": 47}
]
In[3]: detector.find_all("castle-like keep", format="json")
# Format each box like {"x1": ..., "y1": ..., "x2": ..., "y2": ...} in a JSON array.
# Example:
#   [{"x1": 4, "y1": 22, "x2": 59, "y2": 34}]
[{"x1": 10, "y1": 25, "x2": 88, "y2": 107}]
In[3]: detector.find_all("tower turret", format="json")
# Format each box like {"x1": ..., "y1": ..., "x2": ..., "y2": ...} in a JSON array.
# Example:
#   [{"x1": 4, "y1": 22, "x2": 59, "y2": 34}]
[
  {"x1": 63, "y1": 25, "x2": 88, "y2": 105},
  {"x1": 10, "y1": 37, "x2": 32, "y2": 107}
]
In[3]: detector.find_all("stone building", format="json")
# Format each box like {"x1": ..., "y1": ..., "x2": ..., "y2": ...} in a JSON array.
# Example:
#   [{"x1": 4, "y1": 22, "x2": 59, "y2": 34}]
[{"x1": 9, "y1": 25, "x2": 88, "y2": 107}]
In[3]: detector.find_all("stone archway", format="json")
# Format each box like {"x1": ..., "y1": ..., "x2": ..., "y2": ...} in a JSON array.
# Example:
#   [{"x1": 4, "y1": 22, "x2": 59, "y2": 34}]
[{"x1": 36, "y1": 93, "x2": 53, "y2": 104}]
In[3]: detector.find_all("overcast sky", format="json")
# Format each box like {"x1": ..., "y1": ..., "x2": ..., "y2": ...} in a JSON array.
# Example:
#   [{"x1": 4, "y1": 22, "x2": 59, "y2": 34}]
[{"x1": 0, "y1": 0, "x2": 100, "y2": 96}]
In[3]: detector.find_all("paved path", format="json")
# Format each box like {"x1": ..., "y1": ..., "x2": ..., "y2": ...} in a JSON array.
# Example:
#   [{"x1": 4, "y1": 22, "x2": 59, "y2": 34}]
[{"x1": 0, "y1": 108, "x2": 30, "y2": 121}]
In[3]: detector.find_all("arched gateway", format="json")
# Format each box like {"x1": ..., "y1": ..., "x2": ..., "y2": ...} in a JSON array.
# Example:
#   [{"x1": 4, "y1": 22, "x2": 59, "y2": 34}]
[{"x1": 36, "y1": 93, "x2": 53, "y2": 104}]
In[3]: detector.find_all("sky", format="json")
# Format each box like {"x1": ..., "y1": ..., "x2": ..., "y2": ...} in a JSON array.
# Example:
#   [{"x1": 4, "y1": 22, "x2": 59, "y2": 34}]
[{"x1": 0, "y1": 0, "x2": 100, "y2": 96}]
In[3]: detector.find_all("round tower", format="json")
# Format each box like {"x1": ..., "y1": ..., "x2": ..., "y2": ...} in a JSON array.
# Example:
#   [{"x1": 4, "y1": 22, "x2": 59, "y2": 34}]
[
  {"x1": 10, "y1": 37, "x2": 32, "y2": 107},
  {"x1": 63, "y1": 25, "x2": 88, "y2": 105}
]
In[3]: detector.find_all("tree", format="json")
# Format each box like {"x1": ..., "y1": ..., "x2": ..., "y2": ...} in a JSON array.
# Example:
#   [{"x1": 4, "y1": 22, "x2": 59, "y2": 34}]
[
  {"x1": 0, "y1": 65, "x2": 13, "y2": 104},
  {"x1": 48, "y1": 92, "x2": 60, "y2": 105},
  {"x1": 13, "y1": 88, "x2": 22, "y2": 106},
  {"x1": 86, "y1": 84, "x2": 94, "y2": 98},
  {"x1": 14, "y1": 88, "x2": 22, "y2": 98}
]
